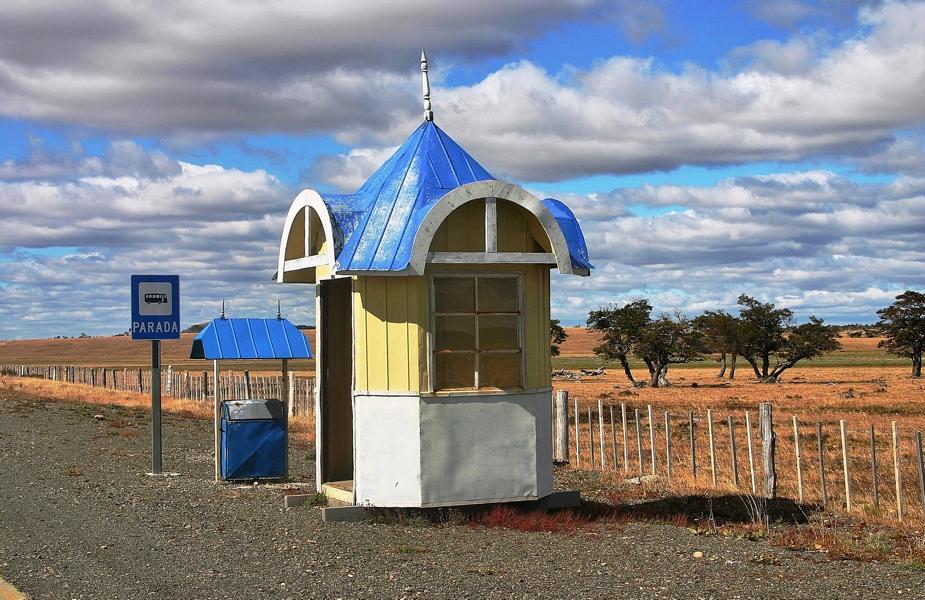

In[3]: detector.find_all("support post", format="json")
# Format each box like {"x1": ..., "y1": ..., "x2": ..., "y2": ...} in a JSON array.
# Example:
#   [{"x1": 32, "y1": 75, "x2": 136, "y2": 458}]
[
  {"x1": 588, "y1": 406, "x2": 595, "y2": 468},
  {"x1": 728, "y1": 414, "x2": 739, "y2": 488},
  {"x1": 759, "y1": 403, "x2": 776, "y2": 499},
  {"x1": 635, "y1": 408, "x2": 643, "y2": 474},
  {"x1": 818, "y1": 422, "x2": 828, "y2": 506},
  {"x1": 707, "y1": 408, "x2": 717, "y2": 488},
  {"x1": 793, "y1": 415, "x2": 803, "y2": 502},
  {"x1": 689, "y1": 411, "x2": 697, "y2": 478},
  {"x1": 892, "y1": 421, "x2": 903, "y2": 522},
  {"x1": 598, "y1": 398, "x2": 606, "y2": 469},
  {"x1": 282, "y1": 358, "x2": 289, "y2": 481},
  {"x1": 621, "y1": 403, "x2": 629, "y2": 474},
  {"x1": 213, "y1": 360, "x2": 221, "y2": 482},
  {"x1": 150, "y1": 340, "x2": 162, "y2": 474},
  {"x1": 555, "y1": 390, "x2": 569, "y2": 464},
  {"x1": 745, "y1": 411, "x2": 757, "y2": 494},
  {"x1": 665, "y1": 411, "x2": 672, "y2": 480},
  {"x1": 870, "y1": 424, "x2": 879, "y2": 510},
  {"x1": 647, "y1": 404, "x2": 656, "y2": 474},
  {"x1": 915, "y1": 432, "x2": 925, "y2": 511},
  {"x1": 840, "y1": 419, "x2": 851, "y2": 512},
  {"x1": 243, "y1": 370, "x2": 252, "y2": 399},
  {"x1": 610, "y1": 406, "x2": 617, "y2": 471},
  {"x1": 573, "y1": 398, "x2": 580, "y2": 468}
]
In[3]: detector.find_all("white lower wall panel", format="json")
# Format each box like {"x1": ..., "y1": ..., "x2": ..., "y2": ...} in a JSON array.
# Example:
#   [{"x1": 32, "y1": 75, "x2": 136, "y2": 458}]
[
  {"x1": 419, "y1": 390, "x2": 552, "y2": 506},
  {"x1": 353, "y1": 394, "x2": 422, "y2": 507}
]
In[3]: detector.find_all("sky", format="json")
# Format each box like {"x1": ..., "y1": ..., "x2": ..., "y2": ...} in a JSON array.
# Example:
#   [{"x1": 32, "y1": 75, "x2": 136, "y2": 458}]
[{"x1": 1, "y1": 0, "x2": 924, "y2": 339}]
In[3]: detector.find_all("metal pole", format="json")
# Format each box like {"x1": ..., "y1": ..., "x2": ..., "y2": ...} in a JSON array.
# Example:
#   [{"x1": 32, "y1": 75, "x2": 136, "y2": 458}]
[
  {"x1": 282, "y1": 358, "x2": 290, "y2": 480},
  {"x1": 213, "y1": 359, "x2": 221, "y2": 482},
  {"x1": 151, "y1": 340, "x2": 162, "y2": 474}
]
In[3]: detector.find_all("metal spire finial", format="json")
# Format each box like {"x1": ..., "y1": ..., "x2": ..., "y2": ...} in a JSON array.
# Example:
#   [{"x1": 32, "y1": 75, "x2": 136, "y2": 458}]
[
  {"x1": 276, "y1": 299, "x2": 282, "y2": 320},
  {"x1": 421, "y1": 50, "x2": 433, "y2": 122},
  {"x1": 220, "y1": 299, "x2": 226, "y2": 319}
]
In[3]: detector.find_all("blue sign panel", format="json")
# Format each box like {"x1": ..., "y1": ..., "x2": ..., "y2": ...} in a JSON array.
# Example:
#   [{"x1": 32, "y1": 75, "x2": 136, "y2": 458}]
[{"x1": 131, "y1": 275, "x2": 180, "y2": 340}]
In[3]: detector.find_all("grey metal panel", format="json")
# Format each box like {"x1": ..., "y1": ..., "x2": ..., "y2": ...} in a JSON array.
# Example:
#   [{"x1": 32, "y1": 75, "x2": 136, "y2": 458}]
[
  {"x1": 418, "y1": 391, "x2": 550, "y2": 505},
  {"x1": 222, "y1": 399, "x2": 283, "y2": 421}
]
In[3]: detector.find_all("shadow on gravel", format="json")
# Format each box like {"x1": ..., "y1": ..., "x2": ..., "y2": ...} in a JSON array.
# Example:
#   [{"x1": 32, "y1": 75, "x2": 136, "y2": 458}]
[{"x1": 353, "y1": 494, "x2": 812, "y2": 534}]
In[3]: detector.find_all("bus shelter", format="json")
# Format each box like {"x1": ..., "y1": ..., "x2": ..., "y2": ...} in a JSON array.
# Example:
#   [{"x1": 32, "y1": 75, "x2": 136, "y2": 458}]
[{"x1": 190, "y1": 315, "x2": 312, "y2": 481}]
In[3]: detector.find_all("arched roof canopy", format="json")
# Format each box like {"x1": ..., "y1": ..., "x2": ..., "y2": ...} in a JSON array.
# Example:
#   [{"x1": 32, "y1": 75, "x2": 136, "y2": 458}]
[
  {"x1": 276, "y1": 189, "x2": 338, "y2": 283},
  {"x1": 408, "y1": 180, "x2": 589, "y2": 276}
]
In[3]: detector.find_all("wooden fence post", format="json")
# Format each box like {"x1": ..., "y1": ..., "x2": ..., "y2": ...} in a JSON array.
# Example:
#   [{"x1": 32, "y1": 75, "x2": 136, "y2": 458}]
[
  {"x1": 598, "y1": 398, "x2": 606, "y2": 469},
  {"x1": 689, "y1": 411, "x2": 697, "y2": 478},
  {"x1": 621, "y1": 403, "x2": 629, "y2": 474},
  {"x1": 759, "y1": 403, "x2": 776, "y2": 499},
  {"x1": 707, "y1": 408, "x2": 717, "y2": 488},
  {"x1": 818, "y1": 422, "x2": 828, "y2": 506},
  {"x1": 243, "y1": 370, "x2": 252, "y2": 399},
  {"x1": 555, "y1": 390, "x2": 569, "y2": 464},
  {"x1": 870, "y1": 424, "x2": 880, "y2": 510},
  {"x1": 665, "y1": 411, "x2": 672, "y2": 480},
  {"x1": 609, "y1": 406, "x2": 617, "y2": 471},
  {"x1": 588, "y1": 406, "x2": 595, "y2": 469},
  {"x1": 840, "y1": 419, "x2": 852, "y2": 512},
  {"x1": 915, "y1": 432, "x2": 925, "y2": 511},
  {"x1": 574, "y1": 398, "x2": 580, "y2": 468},
  {"x1": 288, "y1": 372, "x2": 296, "y2": 418},
  {"x1": 647, "y1": 405, "x2": 656, "y2": 475},
  {"x1": 745, "y1": 411, "x2": 757, "y2": 494},
  {"x1": 793, "y1": 416, "x2": 803, "y2": 502},
  {"x1": 728, "y1": 415, "x2": 739, "y2": 488},
  {"x1": 635, "y1": 408, "x2": 643, "y2": 474},
  {"x1": 892, "y1": 421, "x2": 903, "y2": 522}
]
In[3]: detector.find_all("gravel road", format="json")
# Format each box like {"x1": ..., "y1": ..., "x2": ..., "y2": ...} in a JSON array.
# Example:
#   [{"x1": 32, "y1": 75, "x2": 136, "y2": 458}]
[{"x1": 2, "y1": 390, "x2": 924, "y2": 599}]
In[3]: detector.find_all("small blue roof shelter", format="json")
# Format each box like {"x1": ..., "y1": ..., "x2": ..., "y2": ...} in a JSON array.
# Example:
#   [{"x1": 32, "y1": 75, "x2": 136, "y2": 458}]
[{"x1": 190, "y1": 316, "x2": 312, "y2": 481}]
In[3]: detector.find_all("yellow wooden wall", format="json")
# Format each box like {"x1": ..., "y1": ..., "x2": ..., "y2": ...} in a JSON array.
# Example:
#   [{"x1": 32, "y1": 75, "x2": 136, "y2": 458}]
[
  {"x1": 351, "y1": 199, "x2": 554, "y2": 393},
  {"x1": 352, "y1": 275, "x2": 427, "y2": 393}
]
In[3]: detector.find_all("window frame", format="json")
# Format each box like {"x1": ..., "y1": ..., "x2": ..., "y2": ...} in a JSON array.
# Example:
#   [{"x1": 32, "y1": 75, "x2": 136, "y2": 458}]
[{"x1": 428, "y1": 271, "x2": 526, "y2": 393}]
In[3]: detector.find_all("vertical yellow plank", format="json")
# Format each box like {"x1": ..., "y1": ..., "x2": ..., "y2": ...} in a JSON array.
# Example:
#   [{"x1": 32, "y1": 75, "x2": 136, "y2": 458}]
[
  {"x1": 352, "y1": 277, "x2": 368, "y2": 392},
  {"x1": 405, "y1": 277, "x2": 421, "y2": 392},
  {"x1": 447, "y1": 206, "x2": 466, "y2": 250},
  {"x1": 542, "y1": 267, "x2": 551, "y2": 387},
  {"x1": 365, "y1": 277, "x2": 389, "y2": 390},
  {"x1": 523, "y1": 266, "x2": 540, "y2": 389},
  {"x1": 386, "y1": 278, "x2": 409, "y2": 391}
]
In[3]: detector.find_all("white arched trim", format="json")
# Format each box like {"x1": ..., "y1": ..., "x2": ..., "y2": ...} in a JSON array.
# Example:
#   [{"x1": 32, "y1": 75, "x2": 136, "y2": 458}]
[
  {"x1": 408, "y1": 180, "x2": 576, "y2": 276},
  {"x1": 276, "y1": 188, "x2": 336, "y2": 283}
]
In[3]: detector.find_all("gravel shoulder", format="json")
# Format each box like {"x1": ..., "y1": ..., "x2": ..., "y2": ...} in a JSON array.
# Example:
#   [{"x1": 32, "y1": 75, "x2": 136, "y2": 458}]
[{"x1": 1, "y1": 391, "x2": 923, "y2": 600}]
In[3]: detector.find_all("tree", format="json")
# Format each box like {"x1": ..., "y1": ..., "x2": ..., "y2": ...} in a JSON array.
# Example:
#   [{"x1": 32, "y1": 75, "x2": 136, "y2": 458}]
[
  {"x1": 877, "y1": 290, "x2": 925, "y2": 378},
  {"x1": 736, "y1": 295, "x2": 792, "y2": 381},
  {"x1": 737, "y1": 295, "x2": 840, "y2": 382},
  {"x1": 587, "y1": 299, "x2": 652, "y2": 385},
  {"x1": 694, "y1": 310, "x2": 741, "y2": 379},
  {"x1": 766, "y1": 317, "x2": 841, "y2": 381},
  {"x1": 634, "y1": 312, "x2": 705, "y2": 387},
  {"x1": 550, "y1": 319, "x2": 567, "y2": 356}
]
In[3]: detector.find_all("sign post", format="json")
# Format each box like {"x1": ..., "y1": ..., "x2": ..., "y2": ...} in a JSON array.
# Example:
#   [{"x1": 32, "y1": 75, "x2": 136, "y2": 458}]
[{"x1": 131, "y1": 275, "x2": 180, "y2": 475}]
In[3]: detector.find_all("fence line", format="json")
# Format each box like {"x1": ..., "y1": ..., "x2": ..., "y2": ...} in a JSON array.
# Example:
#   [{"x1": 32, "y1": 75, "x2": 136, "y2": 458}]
[
  {"x1": 564, "y1": 396, "x2": 925, "y2": 523},
  {"x1": 0, "y1": 364, "x2": 315, "y2": 417}
]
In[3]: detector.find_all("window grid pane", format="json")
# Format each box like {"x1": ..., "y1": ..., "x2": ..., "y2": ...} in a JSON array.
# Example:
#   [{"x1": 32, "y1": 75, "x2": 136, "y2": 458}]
[{"x1": 433, "y1": 274, "x2": 523, "y2": 391}]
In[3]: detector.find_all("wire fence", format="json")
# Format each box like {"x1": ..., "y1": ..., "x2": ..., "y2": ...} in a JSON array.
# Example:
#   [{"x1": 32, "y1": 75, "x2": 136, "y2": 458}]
[
  {"x1": 557, "y1": 393, "x2": 925, "y2": 523},
  {"x1": 0, "y1": 364, "x2": 315, "y2": 417}
]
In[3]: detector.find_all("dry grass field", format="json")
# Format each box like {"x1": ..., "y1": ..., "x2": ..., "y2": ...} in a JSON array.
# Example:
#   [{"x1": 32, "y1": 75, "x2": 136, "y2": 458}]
[{"x1": 0, "y1": 331, "x2": 316, "y2": 371}]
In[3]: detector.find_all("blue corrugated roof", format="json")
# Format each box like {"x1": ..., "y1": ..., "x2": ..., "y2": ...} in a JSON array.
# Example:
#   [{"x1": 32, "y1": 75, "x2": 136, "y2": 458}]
[
  {"x1": 324, "y1": 120, "x2": 494, "y2": 272},
  {"x1": 190, "y1": 318, "x2": 312, "y2": 360},
  {"x1": 314, "y1": 120, "x2": 591, "y2": 275},
  {"x1": 543, "y1": 198, "x2": 594, "y2": 272}
]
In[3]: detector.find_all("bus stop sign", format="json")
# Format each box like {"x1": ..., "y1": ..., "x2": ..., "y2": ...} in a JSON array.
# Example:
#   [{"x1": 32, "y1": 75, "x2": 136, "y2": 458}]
[{"x1": 131, "y1": 275, "x2": 180, "y2": 340}]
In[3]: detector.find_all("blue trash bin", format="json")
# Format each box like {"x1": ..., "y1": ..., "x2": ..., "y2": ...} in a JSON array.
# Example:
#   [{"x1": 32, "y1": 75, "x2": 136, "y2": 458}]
[{"x1": 220, "y1": 399, "x2": 286, "y2": 480}]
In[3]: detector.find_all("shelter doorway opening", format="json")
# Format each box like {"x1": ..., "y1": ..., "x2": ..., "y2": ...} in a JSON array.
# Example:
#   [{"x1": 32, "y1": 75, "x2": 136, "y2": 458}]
[{"x1": 318, "y1": 277, "x2": 353, "y2": 500}]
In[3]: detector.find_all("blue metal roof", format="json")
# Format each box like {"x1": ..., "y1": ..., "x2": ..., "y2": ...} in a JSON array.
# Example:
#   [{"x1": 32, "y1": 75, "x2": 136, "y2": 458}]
[
  {"x1": 190, "y1": 318, "x2": 312, "y2": 360},
  {"x1": 314, "y1": 120, "x2": 591, "y2": 275},
  {"x1": 543, "y1": 198, "x2": 594, "y2": 272},
  {"x1": 323, "y1": 120, "x2": 494, "y2": 272}
]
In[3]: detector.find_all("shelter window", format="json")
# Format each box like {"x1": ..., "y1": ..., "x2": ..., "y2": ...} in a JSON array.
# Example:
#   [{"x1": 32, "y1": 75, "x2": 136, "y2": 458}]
[{"x1": 432, "y1": 274, "x2": 522, "y2": 391}]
